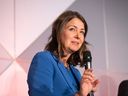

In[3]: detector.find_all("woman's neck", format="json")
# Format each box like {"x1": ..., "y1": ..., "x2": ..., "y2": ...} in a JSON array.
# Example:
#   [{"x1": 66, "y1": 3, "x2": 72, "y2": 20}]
[
  {"x1": 61, "y1": 49, "x2": 74, "y2": 68},
  {"x1": 61, "y1": 53, "x2": 70, "y2": 68}
]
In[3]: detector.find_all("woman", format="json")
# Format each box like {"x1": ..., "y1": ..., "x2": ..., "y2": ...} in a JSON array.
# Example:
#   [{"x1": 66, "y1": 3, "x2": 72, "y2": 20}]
[{"x1": 27, "y1": 10, "x2": 99, "y2": 96}]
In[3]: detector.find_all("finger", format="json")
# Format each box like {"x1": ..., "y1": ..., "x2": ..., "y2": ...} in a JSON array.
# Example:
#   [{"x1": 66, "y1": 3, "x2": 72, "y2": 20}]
[
  {"x1": 92, "y1": 79, "x2": 99, "y2": 92},
  {"x1": 84, "y1": 69, "x2": 93, "y2": 73},
  {"x1": 83, "y1": 71, "x2": 94, "y2": 80},
  {"x1": 83, "y1": 70, "x2": 94, "y2": 76},
  {"x1": 81, "y1": 78, "x2": 93, "y2": 92},
  {"x1": 83, "y1": 73, "x2": 94, "y2": 79},
  {"x1": 93, "y1": 79, "x2": 99, "y2": 86},
  {"x1": 81, "y1": 78, "x2": 92, "y2": 85},
  {"x1": 82, "y1": 75, "x2": 94, "y2": 82}
]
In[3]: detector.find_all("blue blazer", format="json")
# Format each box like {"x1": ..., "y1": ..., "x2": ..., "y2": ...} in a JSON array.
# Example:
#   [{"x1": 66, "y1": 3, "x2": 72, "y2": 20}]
[{"x1": 27, "y1": 51, "x2": 81, "y2": 96}]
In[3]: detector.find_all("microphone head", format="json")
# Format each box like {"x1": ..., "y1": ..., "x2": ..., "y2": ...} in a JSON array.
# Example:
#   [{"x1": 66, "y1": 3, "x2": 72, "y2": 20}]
[
  {"x1": 83, "y1": 50, "x2": 92, "y2": 62},
  {"x1": 83, "y1": 50, "x2": 92, "y2": 69}
]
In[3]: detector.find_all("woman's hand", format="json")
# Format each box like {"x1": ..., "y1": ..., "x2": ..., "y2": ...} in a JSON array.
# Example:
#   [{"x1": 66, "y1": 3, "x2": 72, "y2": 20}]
[{"x1": 79, "y1": 69, "x2": 99, "y2": 96}]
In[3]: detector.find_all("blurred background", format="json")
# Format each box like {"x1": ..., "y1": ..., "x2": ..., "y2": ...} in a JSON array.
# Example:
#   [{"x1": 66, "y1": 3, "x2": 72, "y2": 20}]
[{"x1": 0, "y1": 0, "x2": 128, "y2": 96}]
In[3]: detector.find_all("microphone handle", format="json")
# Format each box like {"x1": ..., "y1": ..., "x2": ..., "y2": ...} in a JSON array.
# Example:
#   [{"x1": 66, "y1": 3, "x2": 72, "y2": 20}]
[
  {"x1": 87, "y1": 91, "x2": 94, "y2": 96},
  {"x1": 86, "y1": 62, "x2": 94, "y2": 96}
]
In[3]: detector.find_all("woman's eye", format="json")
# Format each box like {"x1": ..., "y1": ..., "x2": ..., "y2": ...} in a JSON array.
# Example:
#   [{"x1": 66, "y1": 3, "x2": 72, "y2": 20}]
[
  {"x1": 80, "y1": 31, "x2": 85, "y2": 35},
  {"x1": 69, "y1": 28, "x2": 75, "y2": 31}
]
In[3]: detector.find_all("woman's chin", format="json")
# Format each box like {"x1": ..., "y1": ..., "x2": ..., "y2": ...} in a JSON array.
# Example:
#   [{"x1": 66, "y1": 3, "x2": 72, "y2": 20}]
[{"x1": 69, "y1": 48, "x2": 79, "y2": 53}]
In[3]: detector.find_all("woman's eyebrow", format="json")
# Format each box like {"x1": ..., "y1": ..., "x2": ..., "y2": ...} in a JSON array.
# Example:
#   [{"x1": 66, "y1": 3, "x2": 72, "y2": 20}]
[{"x1": 67, "y1": 25, "x2": 85, "y2": 30}]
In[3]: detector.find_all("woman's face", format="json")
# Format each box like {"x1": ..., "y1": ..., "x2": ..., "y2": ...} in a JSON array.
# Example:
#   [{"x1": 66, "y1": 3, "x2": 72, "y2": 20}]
[{"x1": 60, "y1": 18, "x2": 85, "y2": 54}]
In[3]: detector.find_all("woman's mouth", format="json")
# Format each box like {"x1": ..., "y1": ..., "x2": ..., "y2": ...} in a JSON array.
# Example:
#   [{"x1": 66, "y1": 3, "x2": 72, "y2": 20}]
[{"x1": 71, "y1": 41, "x2": 79, "y2": 45}]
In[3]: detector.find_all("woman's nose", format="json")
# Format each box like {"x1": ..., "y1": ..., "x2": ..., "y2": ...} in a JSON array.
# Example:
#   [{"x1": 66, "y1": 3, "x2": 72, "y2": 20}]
[{"x1": 74, "y1": 32, "x2": 80, "y2": 39}]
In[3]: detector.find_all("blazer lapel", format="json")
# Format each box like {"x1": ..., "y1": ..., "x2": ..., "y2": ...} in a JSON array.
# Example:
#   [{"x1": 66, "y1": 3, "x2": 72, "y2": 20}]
[
  {"x1": 51, "y1": 53, "x2": 81, "y2": 93},
  {"x1": 57, "y1": 62, "x2": 76, "y2": 92},
  {"x1": 70, "y1": 65, "x2": 81, "y2": 83}
]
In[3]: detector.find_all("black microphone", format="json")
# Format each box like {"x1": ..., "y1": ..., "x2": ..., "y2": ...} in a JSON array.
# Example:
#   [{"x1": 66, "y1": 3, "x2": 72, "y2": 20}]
[
  {"x1": 83, "y1": 50, "x2": 92, "y2": 69},
  {"x1": 83, "y1": 50, "x2": 94, "y2": 96}
]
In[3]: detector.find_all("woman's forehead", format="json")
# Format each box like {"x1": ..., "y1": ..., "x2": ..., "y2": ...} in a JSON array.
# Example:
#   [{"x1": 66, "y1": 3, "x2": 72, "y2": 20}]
[{"x1": 64, "y1": 18, "x2": 84, "y2": 29}]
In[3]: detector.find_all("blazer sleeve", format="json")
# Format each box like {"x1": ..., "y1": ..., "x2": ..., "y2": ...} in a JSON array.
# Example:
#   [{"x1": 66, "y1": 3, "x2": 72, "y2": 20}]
[{"x1": 27, "y1": 52, "x2": 54, "y2": 96}]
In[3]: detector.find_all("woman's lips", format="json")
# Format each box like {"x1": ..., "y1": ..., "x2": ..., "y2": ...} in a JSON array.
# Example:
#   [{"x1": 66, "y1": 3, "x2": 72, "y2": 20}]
[{"x1": 71, "y1": 41, "x2": 79, "y2": 45}]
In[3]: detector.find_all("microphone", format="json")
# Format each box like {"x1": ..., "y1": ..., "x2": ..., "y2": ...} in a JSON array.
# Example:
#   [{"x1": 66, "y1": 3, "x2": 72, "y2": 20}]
[
  {"x1": 83, "y1": 50, "x2": 92, "y2": 69},
  {"x1": 83, "y1": 51, "x2": 94, "y2": 96}
]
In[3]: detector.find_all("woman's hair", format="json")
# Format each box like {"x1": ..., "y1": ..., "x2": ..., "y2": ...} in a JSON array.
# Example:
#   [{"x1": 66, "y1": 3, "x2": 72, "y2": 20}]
[{"x1": 45, "y1": 10, "x2": 89, "y2": 66}]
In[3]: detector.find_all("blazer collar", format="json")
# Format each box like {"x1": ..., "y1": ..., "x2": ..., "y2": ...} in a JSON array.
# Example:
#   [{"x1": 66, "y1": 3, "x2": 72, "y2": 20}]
[
  {"x1": 70, "y1": 65, "x2": 81, "y2": 82},
  {"x1": 50, "y1": 52, "x2": 81, "y2": 92},
  {"x1": 57, "y1": 62, "x2": 81, "y2": 93}
]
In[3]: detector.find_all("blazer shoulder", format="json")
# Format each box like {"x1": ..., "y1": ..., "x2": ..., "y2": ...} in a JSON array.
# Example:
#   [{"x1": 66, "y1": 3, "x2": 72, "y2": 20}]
[
  {"x1": 35, "y1": 50, "x2": 51, "y2": 57},
  {"x1": 29, "y1": 51, "x2": 55, "y2": 73},
  {"x1": 32, "y1": 51, "x2": 52, "y2": 60},
  {"x1": 31, "y1": 51, "x2": 58, "y2": 66}
]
